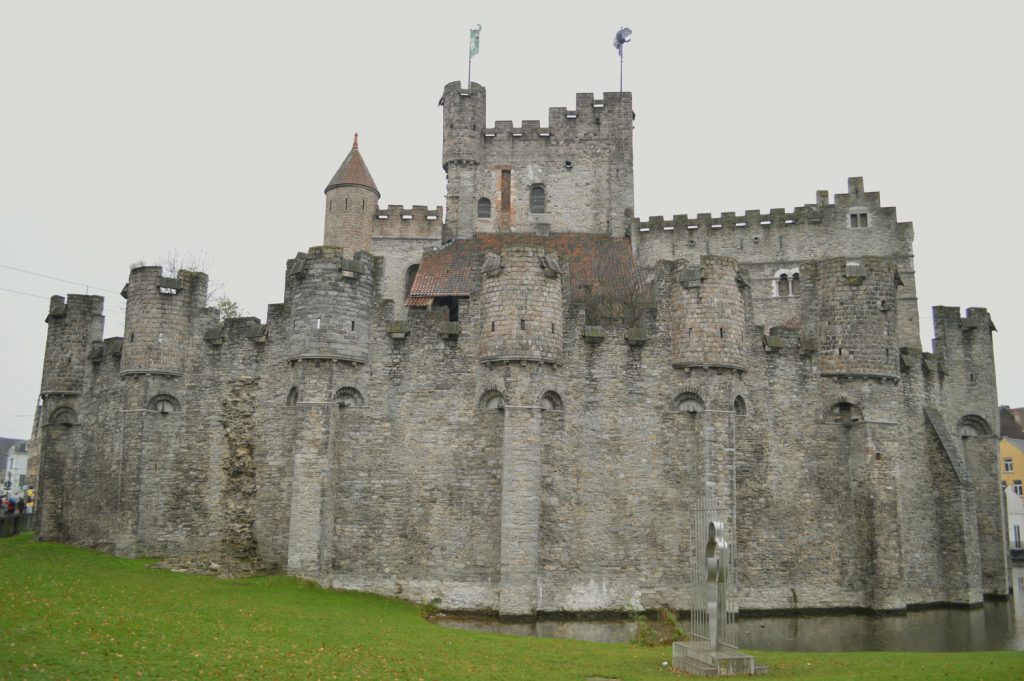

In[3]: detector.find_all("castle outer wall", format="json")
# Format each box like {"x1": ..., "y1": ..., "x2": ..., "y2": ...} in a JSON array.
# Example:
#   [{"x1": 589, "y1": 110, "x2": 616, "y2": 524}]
[{"x1": 32, "y1": 82, "x2": 1007, "y2": 617}]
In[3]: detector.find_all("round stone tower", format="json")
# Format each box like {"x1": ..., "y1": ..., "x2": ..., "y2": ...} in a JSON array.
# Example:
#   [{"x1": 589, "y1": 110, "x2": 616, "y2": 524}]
[
  {"x1": 815, "y1": 256, "x2": 899, "y2": 378},
  {"x1": 40, "y1": 294, "x2": 104, "y2": 396},
  {"x1": 670, "y1": 255, "x2": 747, "y2": 371},
  {"x1": 323, "y1": 134, "x2": 379, "y2": 255},
  {"x1": 478, "y1": 245, "x2": 564, "y2": 365},
  {"x1": 286, "y1": 248, "x2": 374, "y2": 364},
  {"x1": 441, "y1": 81, "x2": 486, "y2": 240},
  {"x1": 120, "y1": 266, "x2": 208, "y2": 376}
]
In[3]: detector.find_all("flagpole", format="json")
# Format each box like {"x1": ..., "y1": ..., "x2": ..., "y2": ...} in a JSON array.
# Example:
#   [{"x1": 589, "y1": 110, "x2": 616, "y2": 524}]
[
  {"x1": 620, "y1": 50, "x2": 623, "y2": 94},
  {"x1": 467, "y1": 37, "x2": 472, "y2": 88}
]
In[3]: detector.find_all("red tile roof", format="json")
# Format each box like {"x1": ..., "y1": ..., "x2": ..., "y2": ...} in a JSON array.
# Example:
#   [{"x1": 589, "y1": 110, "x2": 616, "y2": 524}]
[
  {"x1": 407, "y1": 233, "x2": 639, "y2": 306},
  {"x1": 325, "y1": 133, "x2": 380, "y2": 197}
]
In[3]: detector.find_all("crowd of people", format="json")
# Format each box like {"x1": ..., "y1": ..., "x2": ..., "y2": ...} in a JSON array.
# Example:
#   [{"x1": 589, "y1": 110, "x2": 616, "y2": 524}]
[{"x1": 1, "y1": 487, "x2": 34, "y2": 515}]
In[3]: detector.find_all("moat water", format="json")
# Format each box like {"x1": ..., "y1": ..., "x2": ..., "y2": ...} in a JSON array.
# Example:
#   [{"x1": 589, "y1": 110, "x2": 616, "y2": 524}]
[{"x1": 436, "y1": 567, "x2": 1024, "y2": 652}]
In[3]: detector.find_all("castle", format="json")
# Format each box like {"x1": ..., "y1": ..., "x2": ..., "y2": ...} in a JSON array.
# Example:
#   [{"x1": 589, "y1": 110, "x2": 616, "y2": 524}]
[{"x1": 33, "y1": 80, "x2": 1009, "y2": 616}]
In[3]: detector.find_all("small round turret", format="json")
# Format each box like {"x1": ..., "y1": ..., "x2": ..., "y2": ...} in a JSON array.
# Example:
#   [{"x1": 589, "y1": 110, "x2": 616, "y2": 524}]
[
  {"x1": 324, "y1": 134, "x2": 379, "y2": 254},
  {"x1": 40, "y1": 294, "x2": 104, "y2": 395},
  {"x1": 120, "y1": 266, "x2": 208, "y2": 376},
  {"x1": 479, "y1": 245, "x2": 564, "y2": 364},
  {"x1": 670, "y1": 255, "x2": 747, "y2": 371},
  {"x1": 441, "y1": 81, "x2": 486, "y2": 239},
  {"x1": 286, "y1": 248, "x2": 374, "y2": 364}
]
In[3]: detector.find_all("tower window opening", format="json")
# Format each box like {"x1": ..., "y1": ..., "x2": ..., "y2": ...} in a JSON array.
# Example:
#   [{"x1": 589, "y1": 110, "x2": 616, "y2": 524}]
[
  {"x1": 551, "y1": 323, "x2": 555, "y2": 334},
  {"x1": 778, "y1": 273, "x2": 790, "y2": 297},
  {"x1": 529, "y1": 185, "x2": 546, "y2": 214},
  {"x1": 520, "y1": 319, "x2": 526, "y2": 330},
  {"x1": 477, "y1": 197, "x2": 492, "y2": 218},
  {"x1": 351, "y1": 320, "x2": 355, "y2": 331},
  {"x1": 720, "y1": 328, "x2": 725, "y2": 338},
  {"x1": 850, "y1": 212, "x2": 868, "y2": 228},
  {"x1": 345, "y1": 198, "x2": 348, "y2": 209},
  {"x1": 791, "y1": 272, "x2": 800, "y2": 295},
  {"x1": 491, "y1": 321, "x2": 495, "y2": 332},
  {"x1": 316, "y1": 318, "x2": 321, "y2": 330}
]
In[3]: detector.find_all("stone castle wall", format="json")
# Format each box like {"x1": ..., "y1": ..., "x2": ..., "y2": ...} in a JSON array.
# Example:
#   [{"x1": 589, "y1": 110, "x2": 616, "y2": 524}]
[{"x1": 32, "y1": 82, "x2": 1007, "y2": 617}]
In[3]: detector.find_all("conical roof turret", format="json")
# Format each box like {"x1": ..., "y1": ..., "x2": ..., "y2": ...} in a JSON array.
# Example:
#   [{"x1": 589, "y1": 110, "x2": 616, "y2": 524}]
[{"x1": 325, "y1": 133, "x2": 380, "y2": 197}]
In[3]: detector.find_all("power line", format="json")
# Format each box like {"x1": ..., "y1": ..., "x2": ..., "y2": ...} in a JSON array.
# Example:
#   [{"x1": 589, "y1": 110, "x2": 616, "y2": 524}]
[
  {"x1": 0, "y1": 287, "x2": 52, "y2": 300},
  {"x1": 0, "y1": 263, "x2": 121, "y2": 295}
]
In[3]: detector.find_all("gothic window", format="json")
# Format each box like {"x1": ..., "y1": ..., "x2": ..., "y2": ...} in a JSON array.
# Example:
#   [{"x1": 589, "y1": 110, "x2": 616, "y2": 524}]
[
  {"x1": 335, "y1": 387, "x2": 364, "y2": 408},
  {"x1": 479, "y1": 390, "x2": 505, "y2": 410},
  {"x1": 529, "y1": 185, "x2": 546, "y2": 214},
  {"x1": 477, "y1": 197, "x2": 491, "y2": 218},
  {"x1": 733, "y1": 395, "x2": 747, "y2": 415},
  {"x1": 790, "y1": 273, "x2": 800, "y2": 295},
  {"x1": 148, "y1": 395, "x2": 181, "y2": 414},
  {"x1": 286, "y1": 387, "x2": 299, "y2": 406},
  {"x1": 540, "y1": 391, "x2": 563, "y2": 411},
  {"x1": 674, "y1": 392, "x2": 705, "y2": 413},
  {"x1": 778, "y1": 274, "x2": 790, "y2": 297}
]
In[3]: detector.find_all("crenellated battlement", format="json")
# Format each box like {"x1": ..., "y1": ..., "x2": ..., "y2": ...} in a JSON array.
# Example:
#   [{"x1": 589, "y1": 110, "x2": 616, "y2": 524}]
[
  {"x1": 481, "y1": 91, "x2": 633, "y2": 142},
  {"x1": 635, "y1": 178, "x2": 898, "y2": 234},
  {"x1": 372, "y1": 204, "x2": 443, "y2": 239}
]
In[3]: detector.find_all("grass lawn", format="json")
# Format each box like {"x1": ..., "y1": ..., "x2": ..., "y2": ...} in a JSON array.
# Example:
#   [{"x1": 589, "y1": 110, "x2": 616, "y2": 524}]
[{"x1": 0, "y1": 534, "x2": 1021, "y2": 680}]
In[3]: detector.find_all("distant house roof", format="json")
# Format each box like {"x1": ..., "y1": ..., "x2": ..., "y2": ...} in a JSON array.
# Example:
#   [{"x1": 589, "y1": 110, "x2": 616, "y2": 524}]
[
  {"x1": 406, "y1": 234, "x2": 639, "y2": 306},
  {"x1": 1004, "y1": 437, "x2": 1024, "y2": 453}
]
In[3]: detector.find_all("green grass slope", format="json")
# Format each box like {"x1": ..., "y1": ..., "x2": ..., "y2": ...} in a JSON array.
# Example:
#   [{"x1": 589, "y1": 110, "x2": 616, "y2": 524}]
[{"x1": 0, "y1": 534, "x2": 1020, "y2": 680}]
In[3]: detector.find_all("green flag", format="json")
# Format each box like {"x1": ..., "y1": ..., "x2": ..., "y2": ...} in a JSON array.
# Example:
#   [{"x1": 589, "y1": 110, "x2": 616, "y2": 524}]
[{"x1": 469, "y1": 24, "x2": 481, "y2": 59}]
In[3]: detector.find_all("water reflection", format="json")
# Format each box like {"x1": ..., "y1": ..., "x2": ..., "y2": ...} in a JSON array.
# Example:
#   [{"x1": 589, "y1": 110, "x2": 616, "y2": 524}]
[{"x1": 437, "y1": 567, "x2": 1024, "y2": 651}]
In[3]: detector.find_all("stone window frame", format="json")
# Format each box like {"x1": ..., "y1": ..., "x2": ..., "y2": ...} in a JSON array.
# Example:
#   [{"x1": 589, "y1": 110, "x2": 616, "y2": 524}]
[
  {"x1": 529, "y1": 184, "x2": 546, "y2": 214},
  {"x1": 771, "y1": 267, "x2": 800, "y2": 298},
  {"x1": 148, "y1": 394, "x2": 181, "y2": 414},
  {"x1": 540, "y1": 390, "x2": 564, "y2": 411},
  {"x1": 733, "y1": 395, "x2": 747, "y2": 416},
  {"x1": 335, "y1": 387, "x2": 364, "y2": 408},
  {"x1": 848, "y1": 208, "x2": 869, "y2": 229},
  {"x1": 48, "y1": 406, "x2": 78, "y2": 426},
  {"x1": 956, "y1": 414, "x2": 992, "y2": 437},
  {"x1": 825, "y1": 400, "x2": 863, "y2": 424},
  {"x1": 286, "y1": 387, "x2": 299, "y2": 406},
  {"x1": 479, "y1": 389, "x2": 505, "y2": 411},
  {"x1": 477, "y1": 197, "x2": 492, "y2": 219},
  {"x1": 673, "y1": 391, "x2": 705, "y2": 414}
]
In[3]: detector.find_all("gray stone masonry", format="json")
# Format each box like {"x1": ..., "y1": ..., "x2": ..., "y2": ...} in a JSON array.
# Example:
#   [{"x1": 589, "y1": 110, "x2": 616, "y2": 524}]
[{"x1": 32, "y1": 80, "x2": 1008, "y2": 618}]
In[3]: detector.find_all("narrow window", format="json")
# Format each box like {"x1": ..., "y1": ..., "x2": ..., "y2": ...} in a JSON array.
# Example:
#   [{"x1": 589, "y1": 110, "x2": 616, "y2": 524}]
[
  {"x1": 1004, "y1": 458, "x2": 1014, "y2": 473},
  {"x1": 351, "y1": 320, "x2": 355, "y2": 331},
  {"x1": 477, "y1": 197, "x2": 492, "y2": 218},
  {"x1": 491, "y1": 321, "x2": 495, "y2": 332},
  {"x1": 1015, "y1": 480, "x2": 1023, "y2": 496},
  {"x1": 551, "y1": 323, "x2": 555, "y2": 334},
  {"x1": 720, "y1": 328, "x2": 724, "y2": 338},
  {"x1": 500, "y1": 170, "x2": 511, "y2": 213},
  {"x1": 316, "y1": 318, "x2": 321, "y2": 330},
  {"x1": 529, "y1": 185, "x2": 546, "y2": 214},
  {"x1": 790, "y1": 272, "x2": 800, "y2": 295},
  {"x1": 345, "y1": 198, "x2": 348, "y2": 209},
  {"x1": 520, "y1": 319, "x2": 526, "y2": 330},
  {"x1": 778, "y1": 273, "x2": 790, "y2": 297}
]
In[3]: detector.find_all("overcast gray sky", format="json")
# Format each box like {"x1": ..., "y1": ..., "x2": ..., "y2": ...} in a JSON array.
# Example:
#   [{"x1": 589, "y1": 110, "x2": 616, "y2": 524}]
[{"x1": 2, "y1": 1, "x2": 1022, "y2": 439}]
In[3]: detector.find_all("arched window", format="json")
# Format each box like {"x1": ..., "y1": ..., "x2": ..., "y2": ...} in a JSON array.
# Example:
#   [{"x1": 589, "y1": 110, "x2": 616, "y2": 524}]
[
  {"x1": 826, "y1": 401, "x2": 863, "y2": 424},
  {"x1": 286, "y1": 387, "x2": 299, "y2": 406},
  {"x1": 479, "y1": 390, "x2": 505, "y2": 410},
  {"x1": 957, "y1": 414, "x2": 992, "y2": 437},
  {"x1": 540, "y1": 391, "x2": 563, "y2": 411},
  {"x1": 778, "y1": 274, "x2": 790, "y2": 297},
  {"x1": 674, "y1": 392, "x2": 705, "y2": 413},
  {"x1": 790, "y1": 272, "x2": 800, "y2": 296},
  {"x1": 49, "y1": 407, "x2": 78, "y2": 426},
  {"x1": 335, "y1": 387, "x2": 364, "y2": 408},
  {"x1": 733, "y1": 396, "x2": 747, "y2": 415},
  {"x1": 148, "y1": 395, "x2": 181, "y2": 414},
  {"x1": 529, "y1": 185, "x2": 546, "y2": 214},
  {"x1": 477, "y1": 197, "x2": 492, "y2": 218}
]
